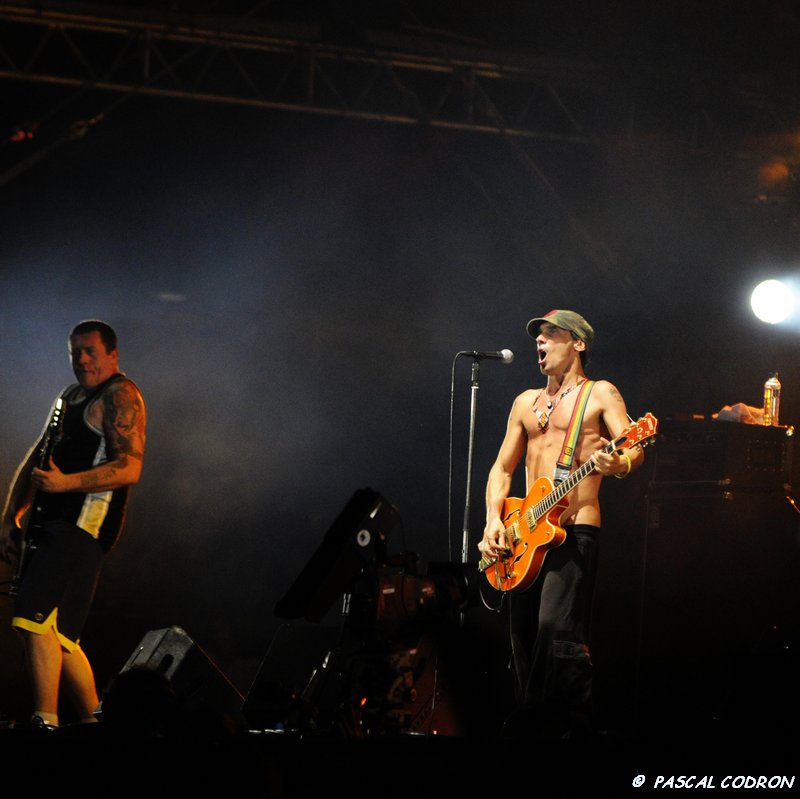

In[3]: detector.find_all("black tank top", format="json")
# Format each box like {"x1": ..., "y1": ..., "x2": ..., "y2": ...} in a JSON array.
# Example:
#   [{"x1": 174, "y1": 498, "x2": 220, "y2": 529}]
[{"x1": 39, "y1": 373, "x2": 132, "y2": 552}]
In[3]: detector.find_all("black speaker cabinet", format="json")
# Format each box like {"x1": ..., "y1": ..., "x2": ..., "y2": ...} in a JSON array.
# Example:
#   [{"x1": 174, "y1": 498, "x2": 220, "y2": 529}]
[
  {"x1": 113, "y1": 626, "x2": 245, "y2": 725},
  {"x1": 635, "y1": 485, "x2": 800, "y2": 728},
  {"x1": 640, "y1": 487, "x2": 799, "y2": 655},
  {"x1": 651, "y1": 418, "x2": 794, "y2": 491}
]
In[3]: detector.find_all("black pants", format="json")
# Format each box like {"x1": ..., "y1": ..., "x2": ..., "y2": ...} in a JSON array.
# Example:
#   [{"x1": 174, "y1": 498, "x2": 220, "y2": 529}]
[{"x1": 505, "y1": 524, "x2": 599, "y2": 738}]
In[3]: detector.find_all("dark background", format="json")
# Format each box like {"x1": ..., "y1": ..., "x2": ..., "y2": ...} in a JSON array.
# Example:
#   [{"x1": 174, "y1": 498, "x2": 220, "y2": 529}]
[{"x1": 1, "y1": 1, "x2": 799, "y2": 739}]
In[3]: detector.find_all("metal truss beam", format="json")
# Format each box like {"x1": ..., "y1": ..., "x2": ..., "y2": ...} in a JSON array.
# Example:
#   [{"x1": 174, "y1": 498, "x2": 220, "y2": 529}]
[
  {"x1": 0, "y1": 1, "x2": 630, "y2": 145},
  {"x1": 1, "y1": 2, "x2": 795, "y2": 153}
]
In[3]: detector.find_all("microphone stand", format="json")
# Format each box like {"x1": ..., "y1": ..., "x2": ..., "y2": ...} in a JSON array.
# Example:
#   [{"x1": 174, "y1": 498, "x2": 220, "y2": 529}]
[{"x1": 461, "y1": 357, "x2": 481, "y2": 567}]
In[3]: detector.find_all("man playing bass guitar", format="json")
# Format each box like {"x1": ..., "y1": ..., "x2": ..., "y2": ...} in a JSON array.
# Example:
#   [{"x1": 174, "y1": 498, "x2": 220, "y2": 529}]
[
  {"x1": 0, "y1": 319, "x2": 146, "y2": 732},
  {"x1": 479, "y1": 309, "x2": 644, "y2": 740}
]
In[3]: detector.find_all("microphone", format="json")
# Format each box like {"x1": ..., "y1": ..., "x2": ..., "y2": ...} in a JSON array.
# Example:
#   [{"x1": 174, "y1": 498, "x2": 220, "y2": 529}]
[{"x1": 459, "y1": 349, "x2": 514, "y2": 364}]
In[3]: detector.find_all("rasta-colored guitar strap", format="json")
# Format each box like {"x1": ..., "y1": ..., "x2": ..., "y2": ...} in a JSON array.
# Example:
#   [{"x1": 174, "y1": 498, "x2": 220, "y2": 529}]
[{"x1": 552, "y1": 380, "x2": 595, "y2": 485}]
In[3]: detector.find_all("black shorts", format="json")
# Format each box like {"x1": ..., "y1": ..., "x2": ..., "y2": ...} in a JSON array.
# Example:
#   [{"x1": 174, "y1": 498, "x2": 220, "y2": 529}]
[{"x1": 12, "y1": 520, "x2": 104, "y2": 651}]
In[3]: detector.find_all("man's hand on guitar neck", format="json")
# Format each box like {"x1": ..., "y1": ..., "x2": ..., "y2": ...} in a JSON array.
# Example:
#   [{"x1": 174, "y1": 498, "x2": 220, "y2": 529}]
[{"x1": 590, "y1": 438, "x2": 641, "y2": 478}]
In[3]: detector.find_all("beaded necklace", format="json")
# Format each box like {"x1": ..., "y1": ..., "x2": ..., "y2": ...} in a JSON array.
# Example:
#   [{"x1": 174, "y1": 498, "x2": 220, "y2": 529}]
[{"x1": 533, "y1": 378, "x2": 586, "y2": 432}]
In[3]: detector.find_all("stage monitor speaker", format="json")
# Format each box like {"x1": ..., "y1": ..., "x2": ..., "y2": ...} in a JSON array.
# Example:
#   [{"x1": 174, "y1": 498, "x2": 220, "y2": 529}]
[
  {"x1": 111, "y1": 625, "x2": 245, "y2": 726},
  {"x1": 274, "y1": 488, "x2": 400, "y2": 623}
]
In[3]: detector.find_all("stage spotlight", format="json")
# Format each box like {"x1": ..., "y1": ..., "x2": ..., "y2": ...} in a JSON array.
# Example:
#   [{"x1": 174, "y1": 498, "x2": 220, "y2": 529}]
[{"x1": 751, "y1": 279, "x2": 794, "y2": 324}]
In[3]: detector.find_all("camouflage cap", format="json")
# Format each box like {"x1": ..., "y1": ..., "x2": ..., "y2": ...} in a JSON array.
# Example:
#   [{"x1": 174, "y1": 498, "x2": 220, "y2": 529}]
[{"x1": 526, "y1": 309, "x2": 595, "y2": 349}]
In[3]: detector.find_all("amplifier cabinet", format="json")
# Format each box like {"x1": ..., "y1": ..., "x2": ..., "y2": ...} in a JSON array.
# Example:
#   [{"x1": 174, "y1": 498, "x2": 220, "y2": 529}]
[{"x1": 651, "y1": 418, "x2": 794, "y2": 490}]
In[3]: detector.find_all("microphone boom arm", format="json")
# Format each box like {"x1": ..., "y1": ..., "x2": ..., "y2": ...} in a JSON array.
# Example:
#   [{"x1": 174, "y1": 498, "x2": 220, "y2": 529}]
[{"x1": 458, "y1": 349, "x2": 514, "y2": 364}]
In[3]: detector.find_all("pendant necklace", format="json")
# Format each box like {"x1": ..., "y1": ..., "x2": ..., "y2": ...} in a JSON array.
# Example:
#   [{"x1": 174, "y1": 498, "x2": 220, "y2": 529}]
[{"x1": 533, "y1": 378, "x2": 585, "y2": 432}]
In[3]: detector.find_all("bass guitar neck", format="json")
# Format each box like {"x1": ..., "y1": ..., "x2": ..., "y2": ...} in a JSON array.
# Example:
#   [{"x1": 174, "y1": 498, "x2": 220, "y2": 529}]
[{"x1": 7, "y1": 397, "x2": 65, "y2": 598}]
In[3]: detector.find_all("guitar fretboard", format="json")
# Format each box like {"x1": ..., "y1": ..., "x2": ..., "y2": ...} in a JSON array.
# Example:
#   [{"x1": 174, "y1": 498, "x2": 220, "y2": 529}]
[{"x1": 526, "y1": 435, "x2": 625, "y2": 527}]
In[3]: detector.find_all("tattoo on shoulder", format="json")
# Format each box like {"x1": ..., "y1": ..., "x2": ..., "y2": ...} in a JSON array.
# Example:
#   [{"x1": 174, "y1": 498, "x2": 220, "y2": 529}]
[
  {"x1": 103, "y1": 381, "x2": 145, "y2": 460},
  {"x1": 608, "y1": 386, "x2": 624, "y2": 404}
]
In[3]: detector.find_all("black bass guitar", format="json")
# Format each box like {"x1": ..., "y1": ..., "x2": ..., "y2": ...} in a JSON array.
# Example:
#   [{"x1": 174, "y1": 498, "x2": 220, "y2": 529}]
[{"x1": 8, "y1": 397, "x2": 65, "y2": 598}]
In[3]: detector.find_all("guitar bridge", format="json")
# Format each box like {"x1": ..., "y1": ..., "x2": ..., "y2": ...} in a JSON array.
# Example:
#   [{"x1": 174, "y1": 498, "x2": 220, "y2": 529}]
[{"x1": 477, "y1": 546, "x2": 513, "y2": 573}]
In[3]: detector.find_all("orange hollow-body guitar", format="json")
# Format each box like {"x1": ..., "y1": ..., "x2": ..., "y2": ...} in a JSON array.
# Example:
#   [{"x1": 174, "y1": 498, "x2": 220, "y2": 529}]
[{"x1": 479, "y1": 413, "x2": 658, "y2": 593}]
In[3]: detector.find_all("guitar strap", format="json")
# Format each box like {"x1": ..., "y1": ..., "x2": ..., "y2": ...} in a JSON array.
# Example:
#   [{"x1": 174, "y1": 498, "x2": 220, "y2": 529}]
[{"x1": 552, "y1": 380, "x2": 595, "y2": 484}]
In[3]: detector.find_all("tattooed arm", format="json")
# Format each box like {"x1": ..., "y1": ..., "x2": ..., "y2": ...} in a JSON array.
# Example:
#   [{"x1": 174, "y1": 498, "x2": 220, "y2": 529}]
[
  {"x1": 30, "y1": 378, "x2": 147, "y2": 494},
  {"x1": 590, "y1": 380, "x2": 644, "y2": 477}
]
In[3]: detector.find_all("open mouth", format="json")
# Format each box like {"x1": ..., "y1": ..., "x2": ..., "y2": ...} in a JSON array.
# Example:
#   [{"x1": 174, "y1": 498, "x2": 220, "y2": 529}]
[{"x1": 537, "y1": 347, "x2": 547, "y2": 364}]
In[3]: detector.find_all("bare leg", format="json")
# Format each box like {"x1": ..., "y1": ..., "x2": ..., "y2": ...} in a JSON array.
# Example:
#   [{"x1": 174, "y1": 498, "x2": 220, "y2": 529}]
[
  {"x1": 61, "y1": 644, "x2": 100, "y2": 720},
  {"x1": 23, "y1": 627, "x2": 62, "y2": 718}
]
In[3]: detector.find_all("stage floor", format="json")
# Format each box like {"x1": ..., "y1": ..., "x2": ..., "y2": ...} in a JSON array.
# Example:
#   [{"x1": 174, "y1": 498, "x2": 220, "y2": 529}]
[{"x1": 1, "y1": 718, "x2": 797, "y2": 796}]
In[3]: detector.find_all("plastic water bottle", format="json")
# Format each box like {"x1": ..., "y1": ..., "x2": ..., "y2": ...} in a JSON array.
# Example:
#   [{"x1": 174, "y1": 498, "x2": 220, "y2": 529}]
[{"x1": 763, "y1": 372, "x2": 781, "y2": 426}]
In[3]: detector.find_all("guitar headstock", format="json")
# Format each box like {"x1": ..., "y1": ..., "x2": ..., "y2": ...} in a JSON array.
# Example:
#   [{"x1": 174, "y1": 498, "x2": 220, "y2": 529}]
[
  {"x1": 619, "y1": 412, "x2": 659, "y2": 449},
  {"x1": 51, "y1": 397, "x2": 65, "y2": 437}
]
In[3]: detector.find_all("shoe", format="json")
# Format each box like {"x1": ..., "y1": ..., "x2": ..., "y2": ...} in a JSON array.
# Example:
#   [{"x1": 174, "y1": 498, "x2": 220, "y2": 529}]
[{"x1": 14, "y1": 715, "x2": 57, "y2": 732}]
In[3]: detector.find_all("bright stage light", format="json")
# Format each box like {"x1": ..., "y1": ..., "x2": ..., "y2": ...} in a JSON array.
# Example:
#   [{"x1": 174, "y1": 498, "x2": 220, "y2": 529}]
[{"x1": 751, "y1": 279, "x2": 795, "y2": 324}]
